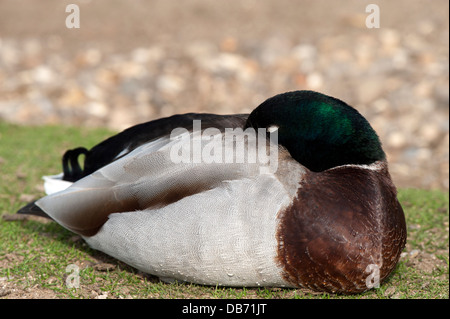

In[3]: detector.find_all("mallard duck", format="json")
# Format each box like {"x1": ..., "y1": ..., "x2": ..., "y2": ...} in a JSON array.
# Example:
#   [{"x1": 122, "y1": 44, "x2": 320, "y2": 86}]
[{"x1": 18, "y1": 90, "x2": 406, "y2": 294}]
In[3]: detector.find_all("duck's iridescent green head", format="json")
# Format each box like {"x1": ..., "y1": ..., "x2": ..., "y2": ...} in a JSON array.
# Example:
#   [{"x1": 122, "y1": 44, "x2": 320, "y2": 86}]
[{"x1": 245, "y1": 90, "x2": 385, "y2": 172}]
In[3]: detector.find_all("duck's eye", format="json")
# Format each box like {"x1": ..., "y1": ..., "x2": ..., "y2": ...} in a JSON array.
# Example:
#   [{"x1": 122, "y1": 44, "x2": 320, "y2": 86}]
[{"x1": 267, "y1": 125, "x2": 279, "y2": 133}]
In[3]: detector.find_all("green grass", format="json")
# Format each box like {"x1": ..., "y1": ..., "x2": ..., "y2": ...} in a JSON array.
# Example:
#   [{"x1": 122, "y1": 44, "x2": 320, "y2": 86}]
[{"x1": 0, "y1": 122, "x2": 448, "y2": 299}]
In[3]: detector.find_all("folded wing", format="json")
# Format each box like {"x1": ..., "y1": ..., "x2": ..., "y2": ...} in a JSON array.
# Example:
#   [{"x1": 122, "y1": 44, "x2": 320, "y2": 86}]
[{"x1": 36, "y1": 130, "x2": 272, "y2": 236}]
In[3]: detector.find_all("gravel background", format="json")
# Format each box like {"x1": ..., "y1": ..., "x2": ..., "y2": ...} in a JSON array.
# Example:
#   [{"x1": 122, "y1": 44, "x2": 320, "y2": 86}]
[{"x1": 0, "y1": 0, "x2": 448, "y2": 190}]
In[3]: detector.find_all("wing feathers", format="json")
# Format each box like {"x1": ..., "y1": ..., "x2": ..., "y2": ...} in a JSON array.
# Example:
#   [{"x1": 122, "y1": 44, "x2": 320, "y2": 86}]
[{"x1": 36, "y1": 131, "x2": 274, "y2": 236}]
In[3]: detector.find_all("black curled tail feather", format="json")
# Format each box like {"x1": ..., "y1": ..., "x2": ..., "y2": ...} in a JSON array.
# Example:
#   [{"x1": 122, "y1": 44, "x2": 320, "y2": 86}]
[{"x1": 62, "y1": 147, "x2": 89, "y2": 182}]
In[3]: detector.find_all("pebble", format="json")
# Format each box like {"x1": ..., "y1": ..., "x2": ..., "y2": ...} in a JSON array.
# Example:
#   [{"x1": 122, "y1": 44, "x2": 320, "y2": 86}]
[
  {"x1": 0, "y1": 17, "x2": 447, "y2": 191},
  {"x1": 157, "y1": 74, "x2": 185, "y2": 95},
  {"x1": 32, "y1": 66, "x2": 56, "y2": 84},
  {"x1": 305, "y1": 72, "x2": 322, "y2": 90},
  {"x1": 0, "y1": 288, "x2": 11, "y2": 297},
  {"x1": 93, "y1": 262, "x2": 117, "y2": 272},
  {"x1": 86, "y1": 101, "x2": 109, "y2": 118},
  {"x1": 409, "y1": 249, "x2": 420, "y2": 259},
  {"x1": 384, "y1": 286, "x2": 396, "y2": 297}
]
